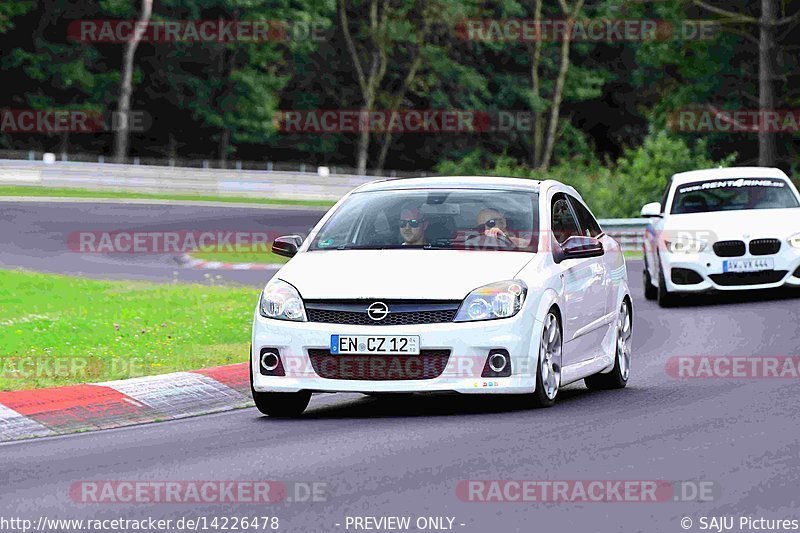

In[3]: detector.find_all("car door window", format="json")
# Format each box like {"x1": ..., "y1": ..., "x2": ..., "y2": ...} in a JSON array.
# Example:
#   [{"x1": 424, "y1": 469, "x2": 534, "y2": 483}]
[
  {"x1": 551, "y1": 196, "x2": 581, "y2": 244},
  {"x1": 567, "y1": 196, "x2": 603, "y2": 238}
]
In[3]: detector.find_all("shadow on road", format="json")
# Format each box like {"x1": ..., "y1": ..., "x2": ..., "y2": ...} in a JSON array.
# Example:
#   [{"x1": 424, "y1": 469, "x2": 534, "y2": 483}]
[
  {"x1": 667, "y1": 287, "x2": 800, "y2": 309},
  {"x1": 257, "y1": 386, "x2": 648, "y2": 421},
  {"x1": 628, "y1": 269, "x2": 800, "y2": 307}
]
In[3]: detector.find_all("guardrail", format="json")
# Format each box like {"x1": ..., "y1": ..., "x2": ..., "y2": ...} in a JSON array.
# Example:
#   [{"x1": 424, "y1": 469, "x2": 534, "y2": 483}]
[
  {"x1": 600, "y1": 218, "x2": 648, "y2": 253},
  {"x1": 0, "y1": 159, "x2": 649, "y2": 251},
  {"x1": 0, "y1": 159, "x2": 376, "y2": 201}
]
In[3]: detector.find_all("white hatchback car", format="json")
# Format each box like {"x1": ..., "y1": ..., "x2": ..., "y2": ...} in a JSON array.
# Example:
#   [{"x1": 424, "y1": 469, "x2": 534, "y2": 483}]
[
  {"x1": 251, "y1": 176, "x2": 632, "y2": 417},
  {"x1": 642, "y1": 167, "x2": 800, "y2": 307}
]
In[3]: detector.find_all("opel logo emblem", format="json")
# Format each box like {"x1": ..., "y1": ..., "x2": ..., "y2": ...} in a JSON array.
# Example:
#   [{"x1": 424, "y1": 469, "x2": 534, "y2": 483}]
[{"x1": 367, "y1": 301, "x2": 389, "y2": 321}]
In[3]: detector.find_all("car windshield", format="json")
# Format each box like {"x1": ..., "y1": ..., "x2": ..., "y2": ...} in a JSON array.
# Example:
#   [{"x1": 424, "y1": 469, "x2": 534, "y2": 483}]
[
  {"x1": 671, "y1": 178, "x2": 800, "y2": 214},
  {"x1": 310, "y1": 188, "x2": 539, "y2": 252}
]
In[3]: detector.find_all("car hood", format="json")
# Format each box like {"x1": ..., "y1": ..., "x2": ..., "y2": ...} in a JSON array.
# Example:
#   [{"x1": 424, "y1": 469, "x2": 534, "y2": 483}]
[
  {"x1": 275, "y1": 249, "x2": 534, "y2": 300},
  {"x1": 662, "y1": 208, "x2": 800, "y2": 241}
]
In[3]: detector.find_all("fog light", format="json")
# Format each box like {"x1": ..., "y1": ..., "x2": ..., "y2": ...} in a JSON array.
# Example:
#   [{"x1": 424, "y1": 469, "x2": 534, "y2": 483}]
[
  {"x1": 489, "y1": 353, "x2": 507, "y2": 373},
  {"x1": 259, "y1": 348, "x2": 285, "y2": 376},
  {"x1": 482, "y1": 349, "x2": 511, "y2": 378}
]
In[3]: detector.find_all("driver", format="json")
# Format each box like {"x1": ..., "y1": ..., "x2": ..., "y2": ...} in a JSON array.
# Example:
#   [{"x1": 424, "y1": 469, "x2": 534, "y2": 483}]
[
  {"x1": 399, "y1": 205, "x2": 428, "y2": 246},
  {"x1": 475, "y1": 208, "x2": 526, "y2": 248}
]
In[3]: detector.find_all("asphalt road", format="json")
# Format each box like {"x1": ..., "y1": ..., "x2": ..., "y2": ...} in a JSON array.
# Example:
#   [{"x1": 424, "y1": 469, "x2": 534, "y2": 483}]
[
  {"x1": 3, "y1": 199, "x2": 800, "y2": 532},
  {"x1": 0, "y1": 200, "x2": 325, "y2": 286},
  {"x1": 3, "y1": 270, "x2": 800, "y2": 531}
]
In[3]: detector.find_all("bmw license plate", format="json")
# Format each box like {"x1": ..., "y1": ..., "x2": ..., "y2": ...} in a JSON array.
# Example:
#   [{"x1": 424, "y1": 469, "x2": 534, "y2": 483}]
[
  {"x1": 723, "y1": 258, "x2": 774, "y2": 273},
  {"x1": 330, "y1": 335, "x2": 420, "y2": 355}
]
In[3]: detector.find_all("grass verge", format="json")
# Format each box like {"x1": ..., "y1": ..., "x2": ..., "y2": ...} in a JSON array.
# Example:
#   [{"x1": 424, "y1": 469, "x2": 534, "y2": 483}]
[
  {"x1": 190, "y1": 247, "x2": 290, "y2": 265},
  {"x1": 0, "y1": 185, "x2": 336, "y2": 208},
  {"x1": 0, "y1": 269, "x2": 258, "y2": 391}
]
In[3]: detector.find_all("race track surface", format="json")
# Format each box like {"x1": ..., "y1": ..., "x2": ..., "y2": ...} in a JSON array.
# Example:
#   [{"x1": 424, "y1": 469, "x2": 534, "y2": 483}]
[
  {"x1": 0, "y1": 200, "x2": 325, "y2": 286},
  {"x1": 3, "y1": 200, "x2": 800, "y2": 531}
]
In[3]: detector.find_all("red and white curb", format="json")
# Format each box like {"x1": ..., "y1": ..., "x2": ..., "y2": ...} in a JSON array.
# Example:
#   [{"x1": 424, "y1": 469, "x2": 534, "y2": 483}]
[
  {"x1": 0, "y1": 363, "x2": 251, "y2": 443},
  {"x1": 178, "y1": 254, "x2": 282, "y2": 271}
]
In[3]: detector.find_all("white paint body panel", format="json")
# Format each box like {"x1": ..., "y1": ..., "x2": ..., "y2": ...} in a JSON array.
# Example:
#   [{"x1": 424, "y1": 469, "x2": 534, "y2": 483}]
[{"x1": 252, "y1": 177, "x2": 631, "y2": 395}]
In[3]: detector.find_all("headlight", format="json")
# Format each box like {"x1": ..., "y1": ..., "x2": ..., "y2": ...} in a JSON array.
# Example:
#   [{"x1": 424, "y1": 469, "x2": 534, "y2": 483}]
[
  {"x1": 259, "y1": 279, "x2": 306, "y2": 321},
  {"x1": 454, "y1": 280, "x2": 527, "y2": 322},
  {"x1": 789, "y1": 233, "x2": 800, "y2": 249},
  {"x1": 664, "y1": 238, "x2": 707, "y2": 254}
]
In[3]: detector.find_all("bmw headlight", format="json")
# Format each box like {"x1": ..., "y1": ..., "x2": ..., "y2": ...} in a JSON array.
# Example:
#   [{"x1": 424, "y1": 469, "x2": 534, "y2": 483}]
[
  {"x1": 664, "y1": 238, "x2": 707, "y2": 254},
  {"x1": 789, "y1": 233, "x2": 800, "y2": 249},
  {"x1": 455, "y1": 280, "x2": 527, "y2": 322},
  {"x1": 259, "y1": 279, "x2": 306, "y2": 321}
]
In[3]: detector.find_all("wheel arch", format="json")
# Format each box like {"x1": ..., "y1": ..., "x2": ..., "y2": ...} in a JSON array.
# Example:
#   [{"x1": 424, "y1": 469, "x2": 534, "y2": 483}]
[{"x1": 527, "y1": 288, "x2": 562, "y2": 373}]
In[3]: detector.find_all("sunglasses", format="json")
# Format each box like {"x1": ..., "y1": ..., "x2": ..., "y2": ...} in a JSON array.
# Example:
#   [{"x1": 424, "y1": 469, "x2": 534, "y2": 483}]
[
  {"x1": 480, "y1": 218, "x2": 503, "y2": 229},
  {"x1": 399, "y1": 219, "x2": 422, "y2": 228}
]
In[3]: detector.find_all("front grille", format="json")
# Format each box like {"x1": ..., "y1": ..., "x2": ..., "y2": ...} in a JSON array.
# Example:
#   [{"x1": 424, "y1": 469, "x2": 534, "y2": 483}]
[
  {"x1": 304, "y1": 300, "x2": 460, "y2": 326},
  {"x1": 709, "y1": 271, "x2": 787, "y2": 286},
  {"x1": 308, "y1": 349, "x2": 451, "y2": 380},
  {"x1": 713, "y1": 240, "x2": 746, "y2": 257},
  {"x1": 749, "y1": 238, "x2": 781, "y2": 256}
]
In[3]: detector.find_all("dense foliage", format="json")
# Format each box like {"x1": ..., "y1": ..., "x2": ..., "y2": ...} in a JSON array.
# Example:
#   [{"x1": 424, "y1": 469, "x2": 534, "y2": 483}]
[{"x1": 1, "y1": 0, "x2": 799, "y2": 215}]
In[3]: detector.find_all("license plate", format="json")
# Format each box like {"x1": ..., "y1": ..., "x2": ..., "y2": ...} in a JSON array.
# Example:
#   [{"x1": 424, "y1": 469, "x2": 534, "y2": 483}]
[
  {"x1": 723, "y1": 258, "x2": 774, "y2": 273},
  {"x1": 330, "y1": 335, "x2": 420, "y2": 355}
]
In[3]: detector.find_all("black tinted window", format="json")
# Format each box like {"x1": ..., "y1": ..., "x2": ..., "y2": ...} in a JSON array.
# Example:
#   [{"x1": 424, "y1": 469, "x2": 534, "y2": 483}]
[
  {"x1": 568, "y1": 196, "x2": 603, "y2": 238},
  {"x1": 551, "y1": 196, "x2": 581, "y2": 244}
]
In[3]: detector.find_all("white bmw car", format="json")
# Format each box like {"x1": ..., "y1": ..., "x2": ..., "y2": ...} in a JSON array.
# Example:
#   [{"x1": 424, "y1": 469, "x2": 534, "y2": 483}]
[
  {"x1": 642, "y1": 167, "x2": 800, "y2": 307},
  {"x1": 251, "y1": 176, "x2": 632, "y2": 417}
]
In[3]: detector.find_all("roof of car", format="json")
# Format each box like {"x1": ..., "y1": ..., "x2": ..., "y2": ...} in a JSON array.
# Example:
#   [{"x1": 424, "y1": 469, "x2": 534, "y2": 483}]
[
  {"x1": 354, "y1": 175, "x2": 543, "y2": 193},
  {"x1": 671, "y1": 167, "x2": 790, "y2": 186}
]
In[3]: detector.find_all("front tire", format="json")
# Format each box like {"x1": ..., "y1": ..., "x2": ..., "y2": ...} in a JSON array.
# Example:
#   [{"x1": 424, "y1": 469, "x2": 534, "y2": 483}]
[
  {"x1": 532, "y1": 311, "x2": 562, "y2": 407},
  {"x1": 643, "y1": 253, "x2": 657, "y2": 301},
  {"x1": 657, "y1": 262, "x2": 676, "y2": 308},
  {"x1": 585, "y1": 301, "x2": 631, "y2": 390},
  {"x1": 252, "y1": 390, "x2": 311, "y2": 418},
  {"x1": 249, "y1": 350, "x2": 311, "y2": 417}
]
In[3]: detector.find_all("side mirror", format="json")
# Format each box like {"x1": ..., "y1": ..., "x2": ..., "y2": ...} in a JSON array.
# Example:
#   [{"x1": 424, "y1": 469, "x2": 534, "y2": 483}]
[
  {"x1": 554, "y1": 236, "x2": 604, "y2": 263},
  {"x1": 641, "y1": 202, "x2": 662, "y2": 218},
  {"x1": 272, "y1": 235, "x2": 304, "y2": 258}
]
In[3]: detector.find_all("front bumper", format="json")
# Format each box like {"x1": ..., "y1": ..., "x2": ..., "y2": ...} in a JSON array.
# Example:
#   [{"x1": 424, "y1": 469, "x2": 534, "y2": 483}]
[
  {"x1": 660, "y1": 245, "x2": 800, "y2": 293},
  {"x1": 251, "y1": 310, "x2": 539, "y2": 395}
]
